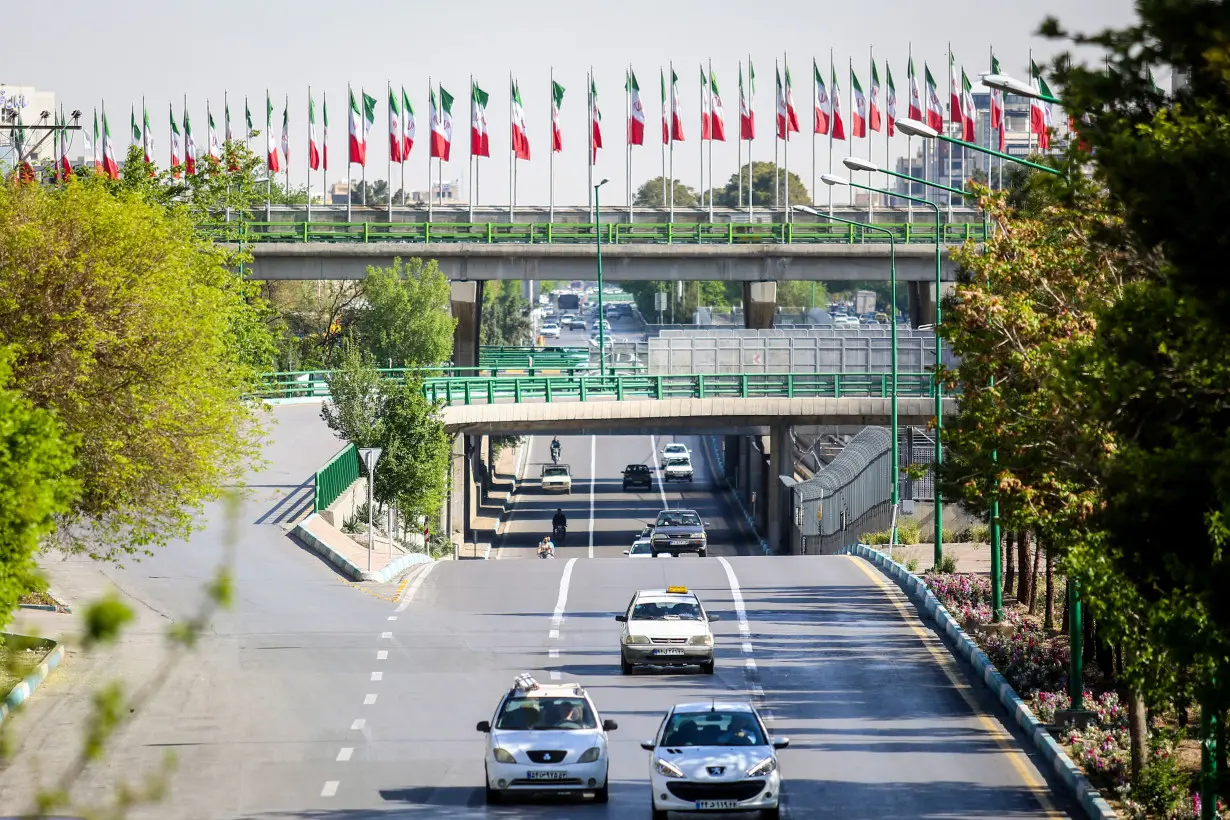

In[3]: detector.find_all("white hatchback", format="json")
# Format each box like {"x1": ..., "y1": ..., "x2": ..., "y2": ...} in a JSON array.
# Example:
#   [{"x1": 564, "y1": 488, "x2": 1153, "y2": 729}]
[
  {"x1": 478, "y1": 674, "x2": 617, "y2": 804},
  {"x1": 643, "y1": 701, "x2": 787, "y2": 819}
]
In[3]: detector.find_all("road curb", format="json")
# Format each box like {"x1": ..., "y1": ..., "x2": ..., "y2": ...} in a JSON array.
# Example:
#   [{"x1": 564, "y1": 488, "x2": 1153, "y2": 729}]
[
  {"x1": 702, "y1": 436, "x2": 770, "y2": 555},
  {"x1": 0, "y1": 638, "x2": 66, "y2": 726},
  {"x1": 293, "y1": 513, "x2": 434, "y2": 583},
  {"x1": 841, "y1": 543, "x2": 1117, "y2": 820}
]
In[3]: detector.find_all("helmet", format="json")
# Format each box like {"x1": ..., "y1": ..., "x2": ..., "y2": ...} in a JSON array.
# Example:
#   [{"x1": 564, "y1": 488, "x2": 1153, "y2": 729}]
[{"x1": 556, "y1": 508, "x2": 563, "y2": 514}]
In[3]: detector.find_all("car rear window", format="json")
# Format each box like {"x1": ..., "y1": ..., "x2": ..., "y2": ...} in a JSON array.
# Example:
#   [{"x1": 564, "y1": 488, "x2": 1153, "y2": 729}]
[{"x1": 626, "y1": 465, "x2": 649, "y2": 473}]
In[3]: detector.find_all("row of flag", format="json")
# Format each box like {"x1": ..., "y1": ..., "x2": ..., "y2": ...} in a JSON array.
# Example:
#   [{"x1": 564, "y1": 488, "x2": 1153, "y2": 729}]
[{"x1": 50, "y1": 51, "x2": 1059, "y2": 184}]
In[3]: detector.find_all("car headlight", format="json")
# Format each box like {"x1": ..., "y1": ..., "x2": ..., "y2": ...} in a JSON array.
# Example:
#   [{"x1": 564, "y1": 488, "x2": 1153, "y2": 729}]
[
  {"x1": 655, "y1": 758, "x2": 685, "y2": 778},
  {"x1": 624, "y1": 635, "x2": 650, "y2": 645},
  {"x1": 577, "y1": 746, "x2": 602, "y2": 763},
  {"x1": 688, "y1": 634, "x2": 713, "y2": 646},
  {"x1": 492, "y1": 748, "x2": 516, "y2": 764},
  {"x1": 747, "y1": 756, "x2": 777, "y2": 777}
]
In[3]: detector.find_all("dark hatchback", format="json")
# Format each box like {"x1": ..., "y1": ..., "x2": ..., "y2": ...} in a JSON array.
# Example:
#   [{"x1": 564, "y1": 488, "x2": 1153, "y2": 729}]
[{"x1": 622, "y1": 464, "x2": 653, "y2": 491}]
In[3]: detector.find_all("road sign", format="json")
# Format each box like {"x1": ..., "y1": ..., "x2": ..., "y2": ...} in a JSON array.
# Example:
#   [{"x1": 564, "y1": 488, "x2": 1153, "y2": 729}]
[{"x1": 359, "y1": 447, "x2": 383, "y2": 474}]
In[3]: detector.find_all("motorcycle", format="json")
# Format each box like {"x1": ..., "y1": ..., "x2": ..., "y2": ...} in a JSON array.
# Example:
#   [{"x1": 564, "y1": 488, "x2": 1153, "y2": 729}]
[
  {"x1": 553, "y1": 524, "x2": 567, "y2": 546},
  {"x1": 550, "y1": 446, "x2": 561, "y2": 465},
  {"x1": 538, "y1": 546, "x2": 556, "y2": 559}
]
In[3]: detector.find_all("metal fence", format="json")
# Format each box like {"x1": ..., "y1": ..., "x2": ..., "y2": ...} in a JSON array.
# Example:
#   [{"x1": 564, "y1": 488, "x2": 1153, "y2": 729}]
[
  {"x1": 315, "y1": 443, "x2": 360, "y2": 513},
  {"x1": 789, "y1": 427, "x2": 894, "y2": 555}
]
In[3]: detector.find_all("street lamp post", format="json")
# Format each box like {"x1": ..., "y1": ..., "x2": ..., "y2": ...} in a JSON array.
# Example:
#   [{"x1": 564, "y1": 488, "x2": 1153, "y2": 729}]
[
  {"x1": 797, "y1": 204, "x2": 900, "y2": 542},
  {"x1": 594, "y1": 178, "x2": 610, "y2": 376},
  {"x1": 827, "y1": 165, "x2": 945, "y2": 571},
  {"x1": 358, "y1": 447, "x2": 383, "y2": 574}
]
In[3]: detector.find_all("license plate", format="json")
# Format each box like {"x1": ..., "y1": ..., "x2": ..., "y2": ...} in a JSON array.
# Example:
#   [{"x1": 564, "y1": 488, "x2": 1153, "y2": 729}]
[
  {"x1": 696, "y1": 800, "x2": 740, "y2": 809},
  {"x1": 670, "y1": 539, "x2": 689, "y2": 545},
  {"x1": 526, "y1": 770, "x2": 569, "y2": 780},
  {"x1": 652, "y1": 648, "x2": 686, "y2": 656}
]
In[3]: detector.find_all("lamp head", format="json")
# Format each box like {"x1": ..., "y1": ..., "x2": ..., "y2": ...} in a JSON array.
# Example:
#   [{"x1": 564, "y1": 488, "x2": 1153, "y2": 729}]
[
  {"x1": 894, "y1": 117, "x2": 939, "y2": 139},
  {"x1": 596, "y1": 178, "x2": 610, "y2": 188},
  {"x1": 843, "y1": 156, "x2": 879, "y2": 173},
  {"x1": 980, "y1": 72, "x2": 1038, "y2": 98},
  {"x1": 793, "y1": 205, "x2": 820, "y2": 217},
  {"x1": 820, "y1": 173, "x2": 849, "y2": 187}
]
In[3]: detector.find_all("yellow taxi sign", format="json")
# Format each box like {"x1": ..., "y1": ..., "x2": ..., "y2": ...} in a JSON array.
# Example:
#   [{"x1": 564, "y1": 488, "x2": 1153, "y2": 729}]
[{"x1": 666, "y1": 585, "x2": 689, "y2": 594}]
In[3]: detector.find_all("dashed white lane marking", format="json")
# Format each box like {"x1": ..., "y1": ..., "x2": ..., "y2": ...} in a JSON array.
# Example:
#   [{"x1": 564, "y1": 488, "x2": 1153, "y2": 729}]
[
  {"x1": 350, "y1": 719, "x2": 365, "y2": 730},
  {"x1": 381, "y1": 631, "x2": 392, "y2": 639},
  {"x1": 742, "y1": 642, "x2": 754, "y2": 654},
  {"x1": 551, "y1": 557, "x2": 578, "y2": 628},
  {"x1": 377, "y1": 650, "x2": 388, "y2": 660},
  {"x1": 549, "y1": 648, "x2": 560, "y2": 658},
  {"x1": 395, "y1": 563, "x2": 439, "y2": 613},
  {"x1": 336, "y1": 747, "x2": 353, "y2": 762},
  {"x1": 321, "y1": 781, "x2": 339, "y2": 797},
  {"x1": 388, "y1": 615, "x2": 397, "y2": 621},
  {"x1": 588, "y1": 436, "x2": 596, "y2": 559},
  {"x1": 549, "y1": 629, "x2": 560, "y2": 639},
  {"x1": 550, "y1": 671, "x2": 562, "y2": 680},
  {"x1": 363, "y1": 694, "x2": 378, "y2": 705},
  {"x1": 371, "y1": 671, "x2": 383, "y2": 681},
  {"x1": 649, "y1": 434, "x2": 670, "y2": 510}
]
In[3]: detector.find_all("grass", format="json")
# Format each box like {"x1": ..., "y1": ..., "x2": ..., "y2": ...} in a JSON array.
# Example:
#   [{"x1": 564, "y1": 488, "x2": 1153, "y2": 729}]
[{"x1": 0, "y1": 634, "x2": 53, "y2": 695}]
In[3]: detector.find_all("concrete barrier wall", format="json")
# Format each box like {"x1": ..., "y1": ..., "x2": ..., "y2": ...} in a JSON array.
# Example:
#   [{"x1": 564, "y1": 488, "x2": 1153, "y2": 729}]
[{"x1": 319, "y1": 477, "x2": 368, "y2": 529}]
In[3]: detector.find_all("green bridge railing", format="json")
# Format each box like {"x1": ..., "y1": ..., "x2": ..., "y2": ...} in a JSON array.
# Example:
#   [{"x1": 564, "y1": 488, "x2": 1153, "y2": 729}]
[
  {"x1": 255, "y1": 370, "x2": 936, "y2": 404},
  {"x1": 205, "y1": 220, "x2": 986, "y2": 246},
  {"x1": 315, "y1": 442, "x2": 360, "y2": 513}
]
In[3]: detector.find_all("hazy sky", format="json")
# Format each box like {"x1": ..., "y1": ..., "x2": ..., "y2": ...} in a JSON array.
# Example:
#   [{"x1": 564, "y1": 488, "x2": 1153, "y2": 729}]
[{"x1": 9, "y1": 0, "x2": 1137, "y2": 207}]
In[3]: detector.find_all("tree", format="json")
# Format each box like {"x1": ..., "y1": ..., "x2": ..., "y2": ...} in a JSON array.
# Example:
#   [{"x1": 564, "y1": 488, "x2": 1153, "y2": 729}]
[
  {"x1": 634, "y1": 177, "x2": 699, "y2": 208},
  {"x1": 261, "y1": 280, "x2": 365, "y2": 370},
  {"x1": 352, "y1": 258, "x2": 455, "y2": 368},
  {"x1": 0, "y1": 347, "x2": 79, "y2": 631},
  {"x1": 713, "y1": 161, "x2": 810, "y2": 207},
  {"x1": 0, "y1": 177, "x2": 272, "y2": 562},
  {"x1": 481, "y1": 281, "x2": 533, "y2": 347}
]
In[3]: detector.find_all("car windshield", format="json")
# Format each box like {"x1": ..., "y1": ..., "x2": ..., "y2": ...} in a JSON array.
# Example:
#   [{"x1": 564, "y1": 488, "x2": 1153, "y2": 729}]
[
  {"x1": 664, "y1": 445, "x2": 686, "y2": 453},
  {"x1": 660, "y1": 711, "x2": 767, "y2": 747},
  {"x1": 656, "y1": 512, "x2": 701, "y2": 528},
  {"x1": 630, "y1": 542, "x2": 652, "y2": 554},
  {"x1": 496, "y1": 696, "x2": 597, "y2": 730},
  {"x1": 543, "y1": 468, "x2": 568, "y2": 477},
  {"x1": 631, "y1": 600, "x2": 703, "y2": 621}
]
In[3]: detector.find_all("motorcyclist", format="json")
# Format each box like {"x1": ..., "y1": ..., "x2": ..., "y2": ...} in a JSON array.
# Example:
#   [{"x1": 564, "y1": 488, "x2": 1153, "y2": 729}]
[
  {"x1": 550, "y1": 436, "x2": 561, "y2": 463},
  {"x1": 552, "y1": 508, "x2": 567, "y2": 531},
  {"x1": 538, "y1": 537, "x2": 556, "y2": 558}
]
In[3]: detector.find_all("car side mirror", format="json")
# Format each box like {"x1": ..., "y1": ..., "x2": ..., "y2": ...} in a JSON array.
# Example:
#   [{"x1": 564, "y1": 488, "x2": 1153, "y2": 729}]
[
  {"x1": 622, "y1": 550, "x2": 630, "y2": 555},
  {"x1": 614, "y1": 614, "x2": 626, "y2": 622},
  {"x1": 476, "y1": 721, "x2": 491, "y2": 733},
  {"x1": 705, "y1": 522, "x2": 713, "y2": 528},
  {"x1": 707, "y1": 613, "x2": 721, "y2": 622},
  {"x1": 772, "y1": 737, "x2": 790, "y2": 749},
  {"x1": 602, "y1": 719, "x2": 619, "y2": 731},
  {"x1": 639, "y1": 740, "x2": 656, "y2": 751}
]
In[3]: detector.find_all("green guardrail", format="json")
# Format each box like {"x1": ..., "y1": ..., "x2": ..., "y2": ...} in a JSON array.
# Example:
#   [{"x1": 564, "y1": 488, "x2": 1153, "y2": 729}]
[
  {"x1": 315, "y1": 443, "x2": 360, "y2": 513},
  {"x1": 203, "y1": 220, "x2": 987, "y2": 246}
]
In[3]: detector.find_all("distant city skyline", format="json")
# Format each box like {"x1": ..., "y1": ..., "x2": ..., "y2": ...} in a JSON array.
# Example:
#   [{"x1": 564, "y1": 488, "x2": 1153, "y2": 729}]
[{"x1": 6, "y1": 0, "x2": 1137, "y2": 207}]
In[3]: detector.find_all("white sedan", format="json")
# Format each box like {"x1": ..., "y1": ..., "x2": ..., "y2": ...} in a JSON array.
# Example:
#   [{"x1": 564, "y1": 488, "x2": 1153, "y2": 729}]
[
  {"x1": 624, "y1": 527, "x2": 654, "y2": 558},
  {"x1": 643, "y1": 700, "x2": 787, "y2": 819},
  {"x1": 540, "y1": 323, "x2": 561, "y2": 339},
  {"x1": 478, "y1": 674, "x2": 617, "y2": 804},
  {"x1": 661, "y1": 442, "x2": 691, "y2": 461}
]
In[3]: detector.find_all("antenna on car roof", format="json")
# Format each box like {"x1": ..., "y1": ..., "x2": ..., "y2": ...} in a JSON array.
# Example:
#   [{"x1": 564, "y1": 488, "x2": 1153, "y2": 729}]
[{"x1": 710, "y1": 698, "x2": 716, "y2": 713}]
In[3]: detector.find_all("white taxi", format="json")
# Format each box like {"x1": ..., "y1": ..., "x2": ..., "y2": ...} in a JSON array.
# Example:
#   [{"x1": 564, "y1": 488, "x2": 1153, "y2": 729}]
[
  {"x1": 642, "y1": 700, "x2": 788, "y2": 820},
  {"x1": 477, "y1": 673, "x2": 617, "y2": 804},
  {"x1": 616, "y1": 586, "x2": 718, "y2": 674}
]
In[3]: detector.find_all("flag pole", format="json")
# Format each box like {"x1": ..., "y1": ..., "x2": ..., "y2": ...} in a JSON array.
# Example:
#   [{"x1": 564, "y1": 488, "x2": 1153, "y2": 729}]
[
  {"x1": 469, "y1": 74, "x2": 475, "y2": 222},
  {"x1": 588, "y1": 68, "x2": 594, "y2": 221},
  {"x1": 668, "y1": 62, "x2": 675, "y2": 221},
  {"x1": 708, "y1": 59, "x2": 714, "y2": 223},
  {"x1": 388, "y1": 81, "x2": 394, "y2": 220},
  {"x1": 549, "y1": 67, "x2": 555, "y2": 222},
  {"x1": 323, "y1": 91, "x2": 328, "y2": 215},
  {"x1": 907, "y1": 43, "x2": 914, "y2": 222},
  {"x1": 748, "y1": 55, "x2": 754, "y2": 223},
  {"x1": 738, "y1": 61, "x2": 743, "y2": 210},
  {"x1": 284, "y1": 95, "x2": 290, "y2": 199},
  {"x1": 869, "y1": 46, "x2": 875, "y2": 223},
  {"x1": 400, "y1": 88, "x2": 407, "y2": 207},
  {"x1": 307, "y1": 87, "x2": 312, "y2": 222},
  {"x1": 509, "y1": 72, "x2": 515, "y2": 222},
  {"x1": 946, "y1": 42, "x2": 953, "y2": 221},
  {"x1": 699, "y1": 64, "x2": 705, "y2": 219},
  {"x1": 783, "y1": 51, "x2": 791, "y2": 222},
  {"x1": 1028, "y1": 48, "x2": 1036, "y2": 157},
  {"x1": 773, "y1": 60, "x2": 779, "y2": 212},
  {"x1": 660, "y1": 67, "x2": 666, "y2": 209},
  {"x1": 811, "y1": 58, "x2": 817, "y2": 207},
  {"x1": 827, "y1": 51, "x2": 834, "y2": 215},
  {"x1": 848, "y1": 56, "x2": 854, "y2": 212}
]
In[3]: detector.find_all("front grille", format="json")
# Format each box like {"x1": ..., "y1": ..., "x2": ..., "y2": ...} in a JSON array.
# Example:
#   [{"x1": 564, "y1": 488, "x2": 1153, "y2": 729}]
[
  {"x1": 650, "y1": 637, "x2": 687, "y2": 645},
  {"x1": 526, "y1": 749, "x2": 568, "y2": 764},
  {"x1": 666, "y1": 780, "x2": 767, "y2": 802}
]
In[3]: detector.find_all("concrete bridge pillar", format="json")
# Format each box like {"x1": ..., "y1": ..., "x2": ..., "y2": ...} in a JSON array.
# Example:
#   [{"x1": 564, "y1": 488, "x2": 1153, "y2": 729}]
[
  {"x1": 906, "y1": 281, "x2": 935, "y2": 329},
  {"x1": 450, "y1": 281, "x2": 485, "y2": 368},
  {"x1": 742, "y1": 281, "x2": 777, "y2": 329},
  {"x1": 767, "y1": 425, "x2": 791, "y2": 554}
]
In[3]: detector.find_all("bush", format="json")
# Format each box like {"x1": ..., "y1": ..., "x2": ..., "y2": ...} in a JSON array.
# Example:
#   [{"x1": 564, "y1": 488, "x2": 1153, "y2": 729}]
[
  {"x1": 964, "y1": 523, "x2": 991, "y2": 543},
  {"x1": 982, "y1": 619, "x2": 1070, "y2": 697},
  {"x1": 936, "y1": 553, "x2": 959, "y2": 574},
  {"x1": 862, "y1": 529, "x2": 892, "y2": 545}
]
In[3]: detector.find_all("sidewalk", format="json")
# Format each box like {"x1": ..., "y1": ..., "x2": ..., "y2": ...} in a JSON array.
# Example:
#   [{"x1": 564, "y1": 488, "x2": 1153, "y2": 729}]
[
  {"x1": 882, "y1": 541, "x2": 993, "y2": 574},
  {"x1": 458, "y1": 442, "x2": 522, "y2": 560}
]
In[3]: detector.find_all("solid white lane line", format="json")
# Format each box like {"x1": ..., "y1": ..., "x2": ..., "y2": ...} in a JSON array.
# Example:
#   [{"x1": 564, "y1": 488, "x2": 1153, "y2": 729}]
[
  {"x1": 337, "y1": 747, "x2": 353, "y2": 762},
  {"x1": 376, "y1": 650, "x2": 388, "y2": 660},
  {"x1": 395, "y1": 563, "x2": 438, "y2": 612},
  {"x1": 363, "y1": 694, "x2": 378, "y2": 705},
  {"x1": 321, "y1": 781, "x2": 339, "y2": 797},
  {"x1": 588, "y1": 435, "x2": 596, "y2": 558},
  {"x1": 371, "y1": 672, "x2": 383, "y2": 681},
  {"x1": 350, "y1": 719, "x2": 365, "y2": 730},
  {"x1": 717, "y1": 557, "x2": 751, "y2": 637},
  {"x1": 552, "y1": 557, "x2": 578, "y2": 629},
  {"x1": 381, "y1": 631, "x2": 392, "y2": 639},
  {"x1": 649, "y1": 434, "x2": 670, "y2": 510}
]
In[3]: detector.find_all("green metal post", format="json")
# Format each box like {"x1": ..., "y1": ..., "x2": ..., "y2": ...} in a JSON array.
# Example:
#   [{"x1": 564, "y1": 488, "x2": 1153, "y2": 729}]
[
  {"x1": 1068, "y1": 577, "x2": 1082, "y2": 710},
  {"x1": 1201, "y1": 685, "x2": 1219, "y2": 820},
  {"x1": 595, "y1": 182, "x2": 606, "y2": 377}
]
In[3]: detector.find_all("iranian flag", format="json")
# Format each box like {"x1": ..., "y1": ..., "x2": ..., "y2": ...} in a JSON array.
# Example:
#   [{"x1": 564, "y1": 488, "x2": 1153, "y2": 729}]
[
  {"x1": 388, "y1": 87, "x2": 402, "y2": 162},
  {"x1": 225, "y1": 98, "x2": 233, "y2": 143},
  {"x1": 699, "y1": 67, "x2": 711, "y2": 140},
  {"x1": 885, "y1": 62, "x2": 898, "y2": 136},
  {"x1": 627, "y1": 70, "x2": 645, "y2": 145},
  {"x1": 207, "y1": 104, "x2": 221, "y2": 162},
  {"x1": 989, "y1": 54, "x2": 1005, "y2": 133},
  {"x1": 784, "y1": 65, "x2": 800, "y2": 134},
  {"x1": 402, "y1": 87, "x2": 415, "y2": 158},
  {"x1": 869, "y1": 62, "x2": 882, "y2": 132},
  {"x1": 851, "y1": 68, "x2": 867, "y2": 138},
  {"x1": 280, "y1": 101, "x2": 290, "y2": 170},
  {"x1": 830, "y1": 67, "x2": 846, "y2": 141},
  {"x1": 349, "y1": 87, "x2": 376, "y2": 166},
  {"x1": 142, "y1": 105, "x2": 153, "y2": 163},
  {"x1": 169, "y1": 105, "x2": 183, "y2": 176},
  {"x1": 960, "y1": 69, "x2": 976, "y2": 141},
  {"x1": 669, "y1": 69, "x2": 684, "y2": 141},
  {"x1": 322, "y1": 94, "x2": 330, "y2": 170},
  {"x1": 660, "y1": 69, "x2": 669, "y2": 144},
  {"x1": 266, "y1": 93, "x2": 279, "y2": 172},
  {"x1": 812, "y1": 60, "x2": 830, "y2": 135},
  {"x1": 709, "y1": 69, "x2": 725, "y2": 141},
  {"x1": 470, "y1": 81, "x2": 490, "y2": 158},
  {"x1": 907, "y1": 57, "x2": 923, "y2": 120},
  {"x1": 551, "y1": 80, "x2": 564, "y2": 152},
  {"x1": 309, "y1": 92, "x2": 321, "y2": 171},
  {"x1": 949, "y1": 52, "x2": 961, "y2": 129},
  {"x1": 776, "y1": 67, "x2": 787, "y2": 138},
  {"x1": 924, "y1": 65, "x2": 944, "y2": 130},
  {"x1": 590, "y1": 75, "x2": 603, "y2": 161},
  {"x1": 511, "y1": 78, "x2": 530, "y2": 160},
  {"x1": 101, "y1": 107, "x2": 119, "y2": 179},
  {"x1": 184, "y1": 107, "x2": 197, "y2": 175},
  {"x1": 739, "y1": 61, "x2": 754, "y2": 140},
  {"x1": 131, "y1": 107, "x2": 140, "y2": 148},
  {"x1": 245, "y1": 99, "x2": 253, "y2": 141},
  {"x1": 430, "y1": 85, "x2": 454, "y2": 161},
  {"x1": 58, "y1": 115, "x2": 72, "y2": 178},
  {"x1": 89, "y1": 110, "x2": 99, "y2": 172},
  {"x1": 1030, "y1": 60, "x2": 1054, "y2": 150}
]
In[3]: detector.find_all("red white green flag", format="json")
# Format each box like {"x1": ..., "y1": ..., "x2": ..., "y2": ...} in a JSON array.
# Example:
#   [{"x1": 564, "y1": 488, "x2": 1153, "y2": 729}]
[
  {"x1": 924, "y1": 65, "x2": 944, "y2": 130},
  {"x1": 430, "y1": 85, "x2": 454, "y2": 161},
  {"x1": 470, "y1": 81, "x2": 490, "y2": 158},
  {"x1": 739, "y1": 61, "x2": 755, "y2": 140},
  {"x1": 348, "y1": 87, "x2": 376, "y2": 166},
  {"x1": 700, "y1": 66, "x2": 711, "y2": 141},
  {"x1": 1030, "y1": 60, "x2": 1053, "y2": 150},
  {"x1": 388, "y1": 87, "x2": 403, "y2": 162},
  {"x1": 669, "y1": 69, "x2": 684, "y2": 141},
  {"x1": 184, "y1": 107, "x2": 197, "y2": 175},
  {"x1": 709, "y1": 69, "x2": 726, "y2": 141},
  {"x1": 511, "y1": 78, "x2": 530, "y2": 160},
  {"x1": 322, "y1": 94, "x2": 329, "y2": 170},
  {"x1": 830, "y1": 67, "x2": 846, "y2": 141},
  {"x1": 590, "y1": 75, "x2": 603, "y2": 161},
  {"x1": 627, "y1": 70, "x2": 645, "y2": 145},
  {"x1": 660, "y1": 69, "x2": 669, "y2": 145},
  {"x1": 279, "y1": 101, "x2": 289, "y2": 170},
  {"x1": 142, "y1": 105, "x2": 153, "y2": 163},
  {"x1": 169, "y1": 104, "x2": 183, "y2": 176},
  {"x1": 401, "y1": 88, "x2": 415, "y2": 159},
  {"x1": 101, "y1": 107, "x2": 119, "y2": 179},
  {"x1": 960, "y1": 69, "x2": 976, "y2": 141},
  {"x1": 851, "y1": 68, "x2": 867, "y2": 138},
  {"x1": 265, "y1": 92, "x2": 279, "y2": 172},
  {"x1": 869, "y1": 62, "x2": 882, "y2": 132},
  {"x1": 89, "y1": 110, "x2": 99, "y2": 172},
  {"x1": 885, "y1": 62, "x2": 898, "y2": 137},
  {"x1": 551, "y1": 80, "x2": 564, "y2": 152},
  {"x1": 207, "y1": 103, "x2": 221, "y2": 162},
  {"x1": 812, "y1": 60, "x2": 830, "y2": 135},
  {"x1": 309, "y1": 91, "x2": 321, "y2": 171},
  {"x1": 907, "y1": 57, "x2": 923, "y2": 120},
  {"x1": 784, "y1": 65, "x2": 800, "y2": 135},
  {"x1": 949, "y1": 51, "x2": 961, "y2": 128},
  {"x1": 989, "y1": 54, "x2": 1005, "y2": 132}
]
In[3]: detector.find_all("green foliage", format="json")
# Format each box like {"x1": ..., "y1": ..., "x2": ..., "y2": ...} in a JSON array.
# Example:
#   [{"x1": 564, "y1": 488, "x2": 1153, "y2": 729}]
[
  {"x1": 936, "y1": 553, "x2": 959, "y2": 574},
  {"x1": 351, "y1": 258, "x2": 455, "y2": 368},
  {"x1": 0, "y1": 348, "x2": 79, "y2": 631},
  {"x1": 0, "y1": 177, "x2": 271, "y2": 562},
  {"x1": 82, "y1": 593, "x2": 136, "y2": 649},
  {"x1": 713, "y1": 161, "x2": 810, "y2": 207},
  {"x1": 1131, "y1": 731, "x2": 1190, "y2": 817},
  {"x1": 481, "y1": 281, "x2": 533, "y2": 347},
  {"x1": 634, "y1": 177, "x2": 699, "y2": 208}
]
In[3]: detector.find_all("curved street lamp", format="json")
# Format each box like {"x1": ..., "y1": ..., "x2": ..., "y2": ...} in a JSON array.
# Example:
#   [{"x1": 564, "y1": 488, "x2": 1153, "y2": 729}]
[{"x1": 594, "y1": 178, "x2": 610, "y2": 376}]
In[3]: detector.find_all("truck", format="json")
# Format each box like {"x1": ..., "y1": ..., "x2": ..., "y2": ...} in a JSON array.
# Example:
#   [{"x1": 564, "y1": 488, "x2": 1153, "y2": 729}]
[
  {"x1": 854, "y1": 289, "x2": 877, "y2": 316},
  {"x1": 556, "y1": 292, "x2": 582, "y2": 313},
  {"x1": 540, "y1": 464, "x2": 573, "y2": 494}
]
